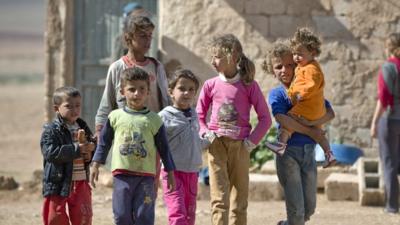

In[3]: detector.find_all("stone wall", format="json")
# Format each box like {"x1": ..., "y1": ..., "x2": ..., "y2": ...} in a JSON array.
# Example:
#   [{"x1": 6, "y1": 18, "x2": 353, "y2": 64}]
[{"x1": 159, "y1": 0, "x2": 400, "y2": 155}]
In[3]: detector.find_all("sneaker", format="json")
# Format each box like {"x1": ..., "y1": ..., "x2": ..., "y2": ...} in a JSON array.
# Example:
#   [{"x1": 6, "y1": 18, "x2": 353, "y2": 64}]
[
  {"x1": 266, "y1": 141, "x2": 287, "y2": 156},
  {"x1": 323, "y1": 151, "x2": 337, "y2": 168},
  {"x1": 383, "y1": 208, "x2": 398, "y2": 214}
]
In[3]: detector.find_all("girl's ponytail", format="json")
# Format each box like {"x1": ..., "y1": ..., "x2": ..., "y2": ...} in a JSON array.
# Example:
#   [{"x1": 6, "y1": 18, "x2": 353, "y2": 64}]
[{"x1": 238, "y1": 54, "x2": 255, "y2": 85}]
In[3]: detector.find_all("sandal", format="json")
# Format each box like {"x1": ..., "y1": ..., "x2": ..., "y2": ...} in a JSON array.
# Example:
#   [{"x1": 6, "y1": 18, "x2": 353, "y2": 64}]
[
  {"x1": 323, "y1": 150, "x2": 337, "y2": 168},
  {"x1": 266, "y1": 141, "x2": 287, "y2": 156}
]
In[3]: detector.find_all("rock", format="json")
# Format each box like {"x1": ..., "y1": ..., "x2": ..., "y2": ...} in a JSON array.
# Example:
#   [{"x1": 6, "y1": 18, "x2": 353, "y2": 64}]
[{"x1": 0, "y1": 176, "x2": 18, "y2": 190}]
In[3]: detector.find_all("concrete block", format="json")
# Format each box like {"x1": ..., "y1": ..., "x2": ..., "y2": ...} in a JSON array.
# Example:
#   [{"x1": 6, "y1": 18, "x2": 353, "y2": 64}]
[
  {"x1": 358, "y1": 157, "x2": 385, "y2": 206},
  {"x1": 248, "y1": 173, "x2": 284, "y2": 201},
  {"x1": 324, "y1": 173, "x2": 359, "y2": 201},
  {"x1": 317, "y1": 165, "x2": 357, "y2": 190}
]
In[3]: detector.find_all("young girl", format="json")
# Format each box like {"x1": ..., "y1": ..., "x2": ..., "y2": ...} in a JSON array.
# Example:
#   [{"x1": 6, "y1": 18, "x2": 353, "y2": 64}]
[
  {"x1": 159, "y1": 69, "x2": 209, "y2": 225},
  {"x1": 196, "y1": 34, "x2": 272, "y2": 225},
  {"x1": 267, "y1": 28, "x2": 336, "y2": 168},
  {"x1": 95, "y1": 14, "x2": 170, "y2": 137}
]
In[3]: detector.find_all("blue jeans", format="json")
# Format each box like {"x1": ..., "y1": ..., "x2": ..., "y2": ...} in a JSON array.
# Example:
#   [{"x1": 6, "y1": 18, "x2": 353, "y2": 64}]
[
  {"x1": 276, "y1": 144, "x2": 317, "y2": 225},
  {"x1": 112, "y1": 174, "x2": 156, "y2": 225}
]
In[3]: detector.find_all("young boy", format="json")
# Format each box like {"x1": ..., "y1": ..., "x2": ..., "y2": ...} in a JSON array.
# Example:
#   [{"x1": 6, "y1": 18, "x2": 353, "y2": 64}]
[
  {"x1": 90, "y1": 67, "x2": 176, "y2": 225},
  {"x1": 263, "y1": 40, "x2": 335, "y2": 225},
  {"x1": 267, "y1": 28, "x2": 336, "y2": 168},
  {"x1": 40, "y1": 86, "x2": 96, "y2": 225}
]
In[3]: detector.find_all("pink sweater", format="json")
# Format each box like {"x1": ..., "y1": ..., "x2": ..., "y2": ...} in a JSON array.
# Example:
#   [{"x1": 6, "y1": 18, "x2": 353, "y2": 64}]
[{"x1": 196, "y1": 76, "x2": 271, "y2": 145}]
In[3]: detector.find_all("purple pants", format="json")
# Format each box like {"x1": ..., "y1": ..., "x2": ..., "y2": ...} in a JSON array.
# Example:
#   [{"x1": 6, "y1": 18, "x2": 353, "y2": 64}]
[
  {"x1": 161, "y1": 170, "x2": 198, "y2": 225},
  {"x1": 112, "y1": 174, "x2": 155, "y2": 225}
]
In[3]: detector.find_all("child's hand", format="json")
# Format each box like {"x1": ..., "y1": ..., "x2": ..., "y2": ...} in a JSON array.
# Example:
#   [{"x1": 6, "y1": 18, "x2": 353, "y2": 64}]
[
  {"x1": 166, "y1": 171, "x2": 176, "y2": 191},
  {"x1": 370, "y1": 123, "x2": 377, "y2": 138},
  {"x1": 242, "y1": 138, "x2": 256, "y2": 152},
  {"x1": 307, "y1": 127, "x2": 326, "y2": 143},
  {"x1": 89, "y1": 162, "x2": 100, "y2": 189},
  {"x1": 204, "y1": 131, "x2": 216, "y2": 144},
  {"x1": 79, "y1": 142, "x2": 95, "y2": 154}
]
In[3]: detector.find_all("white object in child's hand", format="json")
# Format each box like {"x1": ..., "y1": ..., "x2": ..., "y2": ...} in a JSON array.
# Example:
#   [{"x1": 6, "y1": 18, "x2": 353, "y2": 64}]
[
  {"x1": 243, "y1": 138, "x2": 256, "y2": 152},
  {"x1": 204, "y1": 131, "x2": 217, "y2": 144}
]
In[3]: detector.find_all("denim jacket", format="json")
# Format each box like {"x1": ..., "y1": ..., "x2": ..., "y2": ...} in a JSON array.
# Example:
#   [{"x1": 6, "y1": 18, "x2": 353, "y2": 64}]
[{"x1": 40, "y1": 114, "x2": 95, "y2": 197}]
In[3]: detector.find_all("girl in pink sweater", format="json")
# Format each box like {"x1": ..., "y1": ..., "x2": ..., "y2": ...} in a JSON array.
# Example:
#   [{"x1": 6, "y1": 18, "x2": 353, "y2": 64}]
[{"x1": 196, "y1": 34, "x2": 271, "y2": 225}]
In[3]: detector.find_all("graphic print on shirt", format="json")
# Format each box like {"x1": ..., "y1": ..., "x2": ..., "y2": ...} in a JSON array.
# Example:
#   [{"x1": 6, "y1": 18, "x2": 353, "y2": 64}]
[
  {"x1": 119, "y1": 130, "x2": 147, "y2": 158},
  {"x1": 217, "y1": 99, "x2": 240, "y2": 138}
]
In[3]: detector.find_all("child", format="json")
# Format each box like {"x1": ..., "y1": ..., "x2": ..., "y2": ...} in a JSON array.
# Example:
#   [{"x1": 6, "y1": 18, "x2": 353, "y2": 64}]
[
  {"x1": 95, "y1": 14, "x2": 170, "y2": 192},
  {"x1": 196, "y1": 34, "x2": 272, "y2": 225},
  {"x1": 370, "y1": 32, "x2": 400, "y2": 214},
  {"x1": 263, "y1": 40, "x2": 335, "y2": 225},
  {"x1": 96, "y1": 14, "x2": 170, "y2": 137},
  {"x1": 159, "y1": 69, "x2": 209, "y2": 225},
  {"x1": 90, "y1": 67, "x2": 176, "y2": 225},
  {"x1": 40, "y1": 87, "x2": 96, "y2": 225},
  {"x1": 267, "y1": 28, "x2": 336, "y2": 168}
]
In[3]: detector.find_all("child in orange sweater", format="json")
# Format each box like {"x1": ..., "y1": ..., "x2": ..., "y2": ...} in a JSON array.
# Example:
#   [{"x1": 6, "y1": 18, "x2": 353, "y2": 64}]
[{"x1": 267, "y1": 28, "x2": 336, "y2": 168}]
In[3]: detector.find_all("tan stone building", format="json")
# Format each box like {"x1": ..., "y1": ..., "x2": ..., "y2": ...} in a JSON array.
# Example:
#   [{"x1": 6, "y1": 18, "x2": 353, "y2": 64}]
[{"x1": 46, "y1": 0, "x2": 400, "y2": 155}]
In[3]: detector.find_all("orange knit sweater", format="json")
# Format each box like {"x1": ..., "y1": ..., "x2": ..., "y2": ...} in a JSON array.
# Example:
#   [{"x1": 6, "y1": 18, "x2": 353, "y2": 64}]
[{"x1": 287, "y1": 60, "x2": 326, "y2": 120}]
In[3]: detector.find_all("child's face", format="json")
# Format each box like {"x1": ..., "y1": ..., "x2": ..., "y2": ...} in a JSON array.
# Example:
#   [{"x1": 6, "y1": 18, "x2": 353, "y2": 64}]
[
  {"x1": 54, "y1": 96, "x2": 81, "y2": 124},
  {"x1": 130, "y1": 28, "x2": 153, "y2": 55},
  {"x1": 272, "y1": 53, "x2": 296, "y2": 88},
  {"x1": 210, "y1": 48, "x2": 237, "y2": 76},
  {"x1": 170, "y1": 77, "x2": 197, "y2": 110},
  {"x1": 293, "y1": 45, "x2": 315, "y2": 67},
  {"x1": 120, "y1": 80, "x2": 149, "y2": 110}
]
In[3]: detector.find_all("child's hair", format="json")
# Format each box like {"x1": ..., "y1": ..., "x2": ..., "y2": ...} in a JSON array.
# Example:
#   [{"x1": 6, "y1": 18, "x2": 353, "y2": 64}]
[
  {"x1": 169, "y1": 69, "x2": 200, "y2": 91},
  {"x1": 290, "y1": 27, "x2": 322, "y2": 56},
  {"x1": 120, "y1": 67, "x2": 150, "y2": 88},
  {"x1": 262, "y1": 39, "x2": 292, "y2": 74},
  {"x1": 123, "y1": 15, "x2": 155, "y2": 49},
  {"x1": 209, "y1": 34, "x2": 255, "y2": 85},
  {"x1": 53, "y1": 86, "x2": 81, "y2": 106},
  {"x1": 386, "y1": 33, "x2": 400, "y2": 58}
]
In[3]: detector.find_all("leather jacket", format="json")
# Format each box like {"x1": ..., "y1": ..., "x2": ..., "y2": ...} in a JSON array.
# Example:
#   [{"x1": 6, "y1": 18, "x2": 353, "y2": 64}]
[{"x1": 40, "y1": 114, "x2": 95, "y2": 197}]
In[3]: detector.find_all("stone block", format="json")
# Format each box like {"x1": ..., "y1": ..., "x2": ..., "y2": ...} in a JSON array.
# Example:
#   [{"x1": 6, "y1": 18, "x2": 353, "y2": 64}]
[
  {"x1": 248, "y1": 173, "x2": 284, "y2": 201},
  {"x1": 313, "y1": 15, "x2": 352, "y2": 39},
  {"x1": 317, "y1": 165, "x2": 356, "y2": 190},
  {"x1": 324, "y1": 173, "x2": 359, "y2": 201},
  {"x1": 245, "y1": 0, "x2": 285, "y2": 15},
  {"x1": 358, "y1": 157, "x2": 385, "y2": 206},
  {"x1": 270, "y1": 16, "x2": 302, "y2": 38}
]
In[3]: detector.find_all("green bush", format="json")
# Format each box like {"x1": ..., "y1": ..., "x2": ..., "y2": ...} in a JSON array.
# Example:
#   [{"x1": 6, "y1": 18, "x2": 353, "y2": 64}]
[{"x1": 250, "y1": 126, "x2": 277, "y2": 169}]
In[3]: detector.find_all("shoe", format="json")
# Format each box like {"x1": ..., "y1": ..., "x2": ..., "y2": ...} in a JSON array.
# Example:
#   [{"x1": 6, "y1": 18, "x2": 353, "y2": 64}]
[
  {"x1": 323, "y1": 150, "x2": 337, "y2": 168},
  {"x1": 277, "y1": 220, "x2": 286, "y2": 225},
  {"x1": 384, "y1": 208, "x2": 398, "y2": 214},
  {"x1": 266, "y1": 141, "x2": 287, "y2": 156}
]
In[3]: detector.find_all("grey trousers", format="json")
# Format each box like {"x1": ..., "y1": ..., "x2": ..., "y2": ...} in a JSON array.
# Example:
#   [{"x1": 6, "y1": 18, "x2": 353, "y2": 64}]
[
  {"x1": 276, "y1": 144, "x2": 317, "y2": 225},
  {"x1": 378, "y1": 117, "x2": 400, "y2": 213}
]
